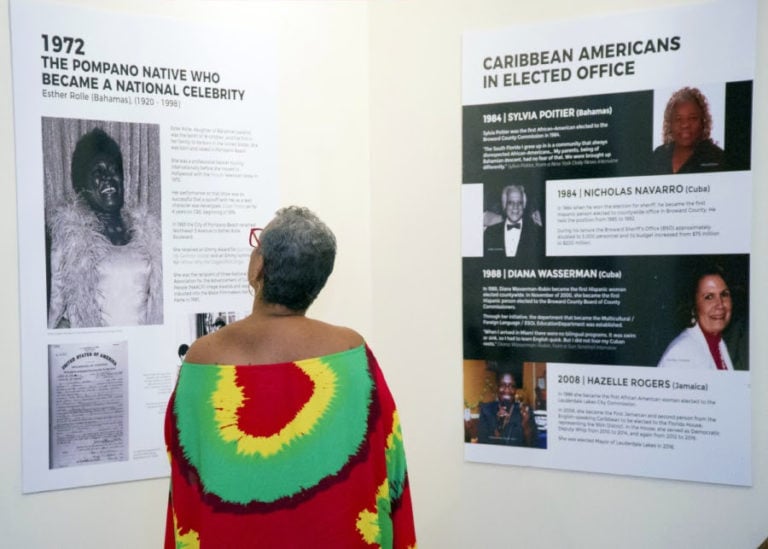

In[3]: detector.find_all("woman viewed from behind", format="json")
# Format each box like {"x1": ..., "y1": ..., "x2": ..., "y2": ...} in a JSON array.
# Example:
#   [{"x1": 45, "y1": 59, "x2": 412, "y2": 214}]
[{"x1": 165, "y1": 206, "x2": 416, "y2": 548}]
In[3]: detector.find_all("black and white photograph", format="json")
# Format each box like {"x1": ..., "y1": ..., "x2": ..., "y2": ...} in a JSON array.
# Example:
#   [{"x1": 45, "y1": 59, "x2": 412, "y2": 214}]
[
  {"x1": 43, "y1": 117, "x2": 163, "y2": 329},
  {"x1": 483, "y1": 182, "x2": 544, "y2": 260}
]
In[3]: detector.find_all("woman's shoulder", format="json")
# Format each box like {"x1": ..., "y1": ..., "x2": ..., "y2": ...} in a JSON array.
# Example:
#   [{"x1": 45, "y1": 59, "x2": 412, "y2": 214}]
[
  {"x1": 669, "y1": 325, "x2": 701, "y2": 345},
  {"x1": 182, "y1": 330, "x2": 225, "y2": 365},
  {"x1": 183, "y1": 317, "x2": 365, "y2": 366},
  {"x1": 309, "y1": 319, "x2": 365, "y2": 346},
  {"x1": 296, "y1": 319, "x2": 366, "y2": 359},
  {"x1": 695, "y1": 139, "x2": 725, "y2": 165},
  {"x1": 698, "y1": 139, "x2": 724, "y2": 153},
  {"x1": 658, "y1": 326, "x2": 701, "y2": 365}
]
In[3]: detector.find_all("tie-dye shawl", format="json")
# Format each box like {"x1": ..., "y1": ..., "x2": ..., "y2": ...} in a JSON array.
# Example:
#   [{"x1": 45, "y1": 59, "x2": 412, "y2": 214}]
[{"x1": 165, "y1": 344, "x2": 416, "y2": 548}]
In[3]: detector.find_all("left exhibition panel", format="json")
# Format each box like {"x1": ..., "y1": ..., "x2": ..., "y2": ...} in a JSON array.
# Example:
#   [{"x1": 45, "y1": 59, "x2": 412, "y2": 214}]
[{"x1": 10, "y1": 0, "x2": 278, "y2": 492}]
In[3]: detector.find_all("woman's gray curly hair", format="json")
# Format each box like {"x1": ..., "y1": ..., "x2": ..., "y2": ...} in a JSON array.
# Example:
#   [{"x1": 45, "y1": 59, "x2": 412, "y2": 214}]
[
  {"x1": 258, "y1": 206, "x2": 337, "y2": 311},
  {"x1": 661, "y1": 86, "x2": 713, "y2": 145}
]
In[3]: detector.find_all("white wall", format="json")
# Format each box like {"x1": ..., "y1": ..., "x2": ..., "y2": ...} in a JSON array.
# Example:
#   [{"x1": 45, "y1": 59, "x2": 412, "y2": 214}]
[
  {"x1": 1, "y1": 0, "x2": 766, "y2": 547},
  {"x1": 368, "y1": 1, "x2": 768, "y2": 548}
]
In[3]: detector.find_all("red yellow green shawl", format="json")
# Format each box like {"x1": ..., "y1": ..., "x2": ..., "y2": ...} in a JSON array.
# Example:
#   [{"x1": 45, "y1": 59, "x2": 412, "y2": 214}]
[{"x1": 165, "y1": 344, "x2": 416, "y2": 548}]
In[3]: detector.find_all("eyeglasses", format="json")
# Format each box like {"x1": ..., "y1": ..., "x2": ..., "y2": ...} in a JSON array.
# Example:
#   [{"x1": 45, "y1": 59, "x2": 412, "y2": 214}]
[{"x1": 249, "y1": 227, "x2": 263, "y2": 248}]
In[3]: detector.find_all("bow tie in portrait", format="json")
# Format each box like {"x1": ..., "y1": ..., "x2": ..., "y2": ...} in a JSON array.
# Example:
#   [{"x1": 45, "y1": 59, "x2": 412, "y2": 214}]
[{"x1": 506, "y1": 222, "x2": 521, "y2": 230}]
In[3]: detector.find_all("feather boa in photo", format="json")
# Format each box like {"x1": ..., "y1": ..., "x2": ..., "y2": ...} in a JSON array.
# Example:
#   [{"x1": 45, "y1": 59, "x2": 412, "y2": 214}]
[{"x1": 47, "y1": 197, "x2": 163, "y2": 328}]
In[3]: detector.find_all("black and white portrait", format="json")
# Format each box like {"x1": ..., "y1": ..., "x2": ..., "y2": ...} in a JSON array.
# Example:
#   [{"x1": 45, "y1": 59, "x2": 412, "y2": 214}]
[
  {"x1": 483, "y1": 183, "x2": 544, "y2": 260},
  {"x1": 43, "y1": 117, "x2": 163, "y2": 329}
]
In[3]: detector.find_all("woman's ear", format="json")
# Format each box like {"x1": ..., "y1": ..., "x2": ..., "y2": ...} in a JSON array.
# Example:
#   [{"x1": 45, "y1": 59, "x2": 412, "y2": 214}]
[{"x1": 248, "y1": 250, "x2": 264, "y2": 284}]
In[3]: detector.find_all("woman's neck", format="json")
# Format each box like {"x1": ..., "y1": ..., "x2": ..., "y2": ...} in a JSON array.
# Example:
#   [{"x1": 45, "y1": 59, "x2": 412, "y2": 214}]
[
  {"x1": 700, "y1": 325, "x2": 722, "y2": 342},
  {"x1": 251, "y1": 299, "x2": 305, "y2": 319},
  {"x1": 95, "y1": 211, "x2": 129, "y2": 245}
]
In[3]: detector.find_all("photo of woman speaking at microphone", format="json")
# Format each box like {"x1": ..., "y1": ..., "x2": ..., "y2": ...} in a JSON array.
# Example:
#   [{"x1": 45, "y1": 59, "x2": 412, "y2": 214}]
[{"x1": 477, "y1": 370, "x2": 538, "y2": 446}]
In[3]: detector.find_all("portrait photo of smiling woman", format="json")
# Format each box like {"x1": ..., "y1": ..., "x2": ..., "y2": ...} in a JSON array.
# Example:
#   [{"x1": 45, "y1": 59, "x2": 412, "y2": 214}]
[
  {"x1": 657, "y1": 263, "x2": 744, "y2": 371},
  {"x1": 44, "y1": 118, "x2": 163, "y2": 329},
  {"x1": 651, "y1": 86, "x2": 725, "y2": 174}
]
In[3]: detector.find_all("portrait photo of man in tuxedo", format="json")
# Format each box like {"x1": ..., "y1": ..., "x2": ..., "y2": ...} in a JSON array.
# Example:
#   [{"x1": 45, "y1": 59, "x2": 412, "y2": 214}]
[{"x1": 483, "y1": 184, "x2": 543, "y2": 260}]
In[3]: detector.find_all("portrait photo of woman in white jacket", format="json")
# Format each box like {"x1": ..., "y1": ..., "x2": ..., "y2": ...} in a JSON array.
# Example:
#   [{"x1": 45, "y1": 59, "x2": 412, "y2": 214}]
[{"x1": 658, "y1": 265, "x2": 738, "y2": 371}]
